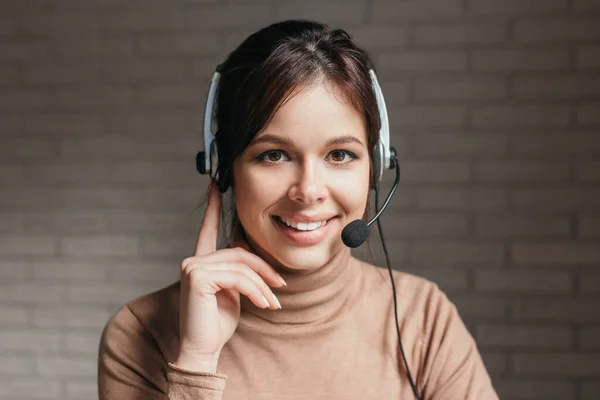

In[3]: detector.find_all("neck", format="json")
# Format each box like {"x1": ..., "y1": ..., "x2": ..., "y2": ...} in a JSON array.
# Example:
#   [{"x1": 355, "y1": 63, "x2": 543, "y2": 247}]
[{"x1": 239, "y1": 246, "x2": 361, "y2": 325}]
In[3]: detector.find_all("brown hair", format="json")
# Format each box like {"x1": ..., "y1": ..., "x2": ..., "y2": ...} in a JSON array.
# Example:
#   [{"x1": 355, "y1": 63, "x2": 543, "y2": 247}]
[{"x1": 208, "y1": 19, "x2": 382, "y2": 257}]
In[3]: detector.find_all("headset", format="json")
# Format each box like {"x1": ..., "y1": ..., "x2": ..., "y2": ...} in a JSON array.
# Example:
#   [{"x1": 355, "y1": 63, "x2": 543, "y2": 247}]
[{"x1": 196, "y1": 66, "x2": 421, "y2": 400}]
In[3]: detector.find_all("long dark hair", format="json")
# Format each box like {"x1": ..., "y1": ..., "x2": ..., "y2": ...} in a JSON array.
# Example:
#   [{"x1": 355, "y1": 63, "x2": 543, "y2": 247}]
[{"x1": 210, "y1": 19, "x2": 382, "y2": 254}]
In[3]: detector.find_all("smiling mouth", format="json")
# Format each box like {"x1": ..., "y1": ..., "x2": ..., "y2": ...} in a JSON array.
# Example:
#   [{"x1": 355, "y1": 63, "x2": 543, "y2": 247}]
[{"x1": 273, "y1": 216, "x2": 333, "y2": 231}]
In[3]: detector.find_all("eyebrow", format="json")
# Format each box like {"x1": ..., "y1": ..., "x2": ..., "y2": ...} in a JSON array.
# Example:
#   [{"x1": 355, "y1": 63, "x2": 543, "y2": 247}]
[{"x1": 249, "y1": 133, "x2": 366, "y2": 148}]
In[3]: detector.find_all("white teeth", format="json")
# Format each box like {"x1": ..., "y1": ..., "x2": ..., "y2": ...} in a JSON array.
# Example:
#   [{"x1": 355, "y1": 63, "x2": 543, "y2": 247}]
[{"x1": 278, "y1": 217, "x2": 327, "y2": 231}]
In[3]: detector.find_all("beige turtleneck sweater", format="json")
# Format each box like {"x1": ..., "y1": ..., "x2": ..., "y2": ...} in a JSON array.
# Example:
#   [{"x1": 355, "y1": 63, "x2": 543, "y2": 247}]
[{"x1": 97, "y1": 250, "x2": 498, "y2": 399}]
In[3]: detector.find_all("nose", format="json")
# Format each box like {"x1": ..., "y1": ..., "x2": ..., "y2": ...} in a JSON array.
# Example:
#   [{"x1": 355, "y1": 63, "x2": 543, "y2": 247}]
[{"x1": 287, "y1": 158, "x2": 327, "y2": 204}]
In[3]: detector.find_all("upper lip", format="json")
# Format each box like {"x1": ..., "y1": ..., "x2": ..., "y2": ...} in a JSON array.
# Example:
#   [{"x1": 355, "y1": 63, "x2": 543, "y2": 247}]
[{"x1": 275, "y1": 213, "x2": 337, "y2": 223}]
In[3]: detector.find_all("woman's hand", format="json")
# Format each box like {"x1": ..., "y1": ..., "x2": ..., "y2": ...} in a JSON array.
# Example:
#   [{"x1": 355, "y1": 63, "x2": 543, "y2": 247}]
[{"x1": 174, "y1": 181, "x2": 286, "y2": 372}]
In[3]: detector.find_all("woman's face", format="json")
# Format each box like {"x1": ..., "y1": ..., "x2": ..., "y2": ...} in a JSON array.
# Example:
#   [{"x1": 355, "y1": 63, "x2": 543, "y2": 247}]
[{"x1": 232, "y1": 81, "x2": 371, "y2": 271}]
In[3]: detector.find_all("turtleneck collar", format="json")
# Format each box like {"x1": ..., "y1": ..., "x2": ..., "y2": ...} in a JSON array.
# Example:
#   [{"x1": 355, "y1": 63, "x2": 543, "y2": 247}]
[{"x1": 239, "y1": 247, "x2": 363, "y2": 325}]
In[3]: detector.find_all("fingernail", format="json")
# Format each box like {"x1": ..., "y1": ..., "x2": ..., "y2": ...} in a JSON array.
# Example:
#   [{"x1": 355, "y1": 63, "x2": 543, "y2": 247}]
[
  {"x1": 272, "y1": 294, "x2": 282, "y2": 309},
  {"x1": 275, "y1": 273, "x2": 287, "y2": 286},
  {"x1": 261, "y1": 295, "x2": 270, "y2": 308}
]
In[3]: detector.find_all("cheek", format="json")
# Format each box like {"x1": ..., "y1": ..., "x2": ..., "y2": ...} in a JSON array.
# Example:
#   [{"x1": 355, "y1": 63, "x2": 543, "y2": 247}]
[{"x1": 233, "y1": 167, "x2": 282, "y2": 220}]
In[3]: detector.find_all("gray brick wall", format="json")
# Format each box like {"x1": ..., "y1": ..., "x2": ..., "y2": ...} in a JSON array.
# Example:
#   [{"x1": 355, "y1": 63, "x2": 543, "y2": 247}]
[{"x1": 0, "y1": 1, "x2": 599, "y2": 399}]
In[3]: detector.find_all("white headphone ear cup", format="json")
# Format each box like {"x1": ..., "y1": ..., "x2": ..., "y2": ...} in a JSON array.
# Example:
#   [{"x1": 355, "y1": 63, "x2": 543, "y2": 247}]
[{"x1": 372, "y1": 140, "x2": 384, "y2": 187}]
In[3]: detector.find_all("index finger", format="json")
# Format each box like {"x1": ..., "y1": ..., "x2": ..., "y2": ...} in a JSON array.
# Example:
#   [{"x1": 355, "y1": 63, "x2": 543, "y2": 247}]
[{"x1": 194, "y1": 180, "x2": 221, "y2": 256}]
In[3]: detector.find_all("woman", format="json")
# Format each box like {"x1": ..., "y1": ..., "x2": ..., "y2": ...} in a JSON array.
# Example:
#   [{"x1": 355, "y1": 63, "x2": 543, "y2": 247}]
[{"x1": 98, "y1": 20, "x2": 498, "y2": 400}]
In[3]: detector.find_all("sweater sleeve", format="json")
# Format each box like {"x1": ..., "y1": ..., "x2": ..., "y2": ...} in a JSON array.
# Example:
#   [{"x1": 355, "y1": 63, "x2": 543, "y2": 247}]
[
  {"x1": 98, "y1": 305, "x2": 227, "y2": 400},
  {"x1": 417, "y1": 285, "x2": 499, "y2": 400}
]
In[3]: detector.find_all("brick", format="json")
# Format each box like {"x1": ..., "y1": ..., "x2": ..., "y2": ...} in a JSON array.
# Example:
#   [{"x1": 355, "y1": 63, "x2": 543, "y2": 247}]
[
  {"x1": 54, "y1": 86, "x2": 135, "y2": 110},
  {"x1": 60, "y1": 235, "x2": 139, "y2": 256},
  {"x1": 512, "y1": 243, "x2": 600, "y2": 265},
  {"x1": 511, "y1": 133, "x2": 600, "y2": 155},
  {"x1": 372, "y1": 0, "x2": 463, "y2": 21},
  {"x1": 0, "y1": 214, "x2": 20, "y2": 234},
  {"x1": 0, "y1": 306, "x2": 29, "y2": 326},
  {"x1": 467, "y1": 0, "x2": 567, "y2": 15},
  {"x1": 351, "y1": 26, "x2": 409, "y2": 50},
  {"x1": 514, "y1": 298, "x2": 600, "y2": 323},
  {"x1": 101, "y1": 59, "x2": 190, "y2": 83},
  {"x1": 578, "y1": 46, "x2": 600, "y2": 68},
  {"x1": 580, "y1": 272, "x2": 600, "y2": 293},
  {"x1": 100, "y1": 5, "x2": 272, "y2": 32},
  {"x1": 62, "y1": 188, "x2": 148, "y2": 210},
  {"x1": 0, "y1": 378, "x2": 61, "y2": 399},
  {"x1": 24, "y1": 113, "x2": 104, "y2": 137},
  {"x1": 414, "y1": 77, "x2": 507, "y2": 101},
  {"x1": 513, "y1": 75, "x2": 600, "y2": 99},
  {"x1": 575, "y1": 161, "x2": 600, "y2": 181},
  {"x1": 473, "y1": 160, "x2": 570, "y2": 182},
  {"x1": 141, "y1": 236, "x2": 194, "y2": 257},
  {"x1": 37, "y1": 354, "x2": 95, "y2": 377},
  {"x1": 411, "y1": 241, "x2": 504, "y2": 266},
  {"x1": 68, "y1": 283, "x2": 154, "y2": 305},
  {"x1": 32, "y1": 306, "x2": 111, "y2": 329},
  {"x1": 21, "y1": 12, "x2": 100, "y2": 36},
  {"x1": 144, "y1": 188, "x2": 206, "y2": 210},
  {"x1": 380, "y1": 213, "x2": 468, "y2": 238},
  {"x1": 65, "y1": 332, "x2": 100, "y2": 356},
  {"x1": 0, "y1": 139, "x2": 55, "y2": 161},
  {"x1": 0, "y1": 355, "x2": 34, "y2": 375},
  {"x1": 106, "y1": 213, "x2": 191, "y2": 233},
  {"x1": 135, "y1": 135, "x2": 199, "y2": 158},
  {"x1": 471, "y1": 105, "x2": 570, "y2": 128},
  {"x1": 0, "y1": 89, "x2": 51, "y2": 110},
  {"x1": 577, "y1": 103, "x2": 600, "y2": 126},
  {"x1": 475, "y1": 270, "x2": 571, "y2": 293},
  {"x1": 23, "y1": 212, "x2": 108, "y2": 234},
  {"x1": 583, "y1": 381, "x2": 600, "y2": 400},
  {"x1": 138, "y1": 83, "x2": 204, "y2": 107},
  {"x1": 580, "y1": 327, "x2": 600, "y2": 349},
  {"x1": 0, "y1": 330, "x2": 60, "y2": 352},
  {"x1": 416, "y1": 188, "x2": 507, "y2": 211},
  {"x1": 32, "y1": 260, "x2": 108, "y2": 281},
  {"x1": 60, "y1": 136, "x2": 137, "y2": 159},
  {"x1": 449, "y1": 295, "x2": 507, "y2": 319},
  {"x1": 66, "y1": 380, "x2": 97, "y2": 399},
  {"x1": 476, "y1": 214, "x2": 570, "y2": 238},
  {"x1": 275, "y1": 0, "x2": 366, "y2": 25},
  {"x1": 110, "y1": 262, "x2": 179, "y2": 283},
  {"x1": 379, "y1": 80, "x2": 410, "y2": 104},
  {"x1": 108, "y1": 161, "x2": 193, "y2": 185},
  {"x1": 106, "y1": 111, "x2": 196, "y2": 135},
  {"x1": 515, "y1": 17, "x2": 600, "y2": 42},
  {"x1": 472, "y1": 48, "x2": 570, "y2": 71},
  {"x1": 412, "y1": 133, "x2": 508, "y2": 156},
  {"x1": 138, "y1": 33, "x2": 221, "y2": 56},
  {"x1": 480, "y1": 351, "x2": 507, "y2": 374},
  {"x1": 511, "y1": 189, "x2": 600, "y2": 212},
  {"x1": 0, "y1": 165, "x2": 25, "y2": 185},
  {"x1": 413, "y1": 23, "x2": 507, "y2": 46},
  {"x1": 0, "y1": 40, "x2": 49, "y2": 60},
  {"x1": 0, "y1": 283, "x2": 66, "y2": 304},
  {"x1": 396, "y1": 161, "x2": 469, "y2": 183},
  {"x1": 52, "y1": 36, "x2": 134, "y2": 59},
  {"x1": 494, "y1": 379, "x2": 574, "y2": 400},
  {"x1": 403, "y1": 268, "x2": 468, "y2": 291},
  {"x1": 513, "y1": 353, "x2": 600, "y2": 376},
  {"x1": 390, "y1": 106, "x2": 467, "y2": 128},
  {"x1": 574, "y1": 0, "x2": 600, "y2": 10},
  {"x1": 581, "y1": 215, "x2": 600, "y2": 237},
  {"x1": 376, "y1": 51, "x2": 467, "y2": 74},
  {"x1": 26, "y1": 164, "x2": 108, "y2": 185},
  {"x1": 23, "y1": 62, "x2": 100, "y2": 84},
  {"x1": 0, "y1": 236, "x2": 55, "y2": 255},
  {"x1": 477, "y1": 324, "x2": 572, "y2": 347},
  {"x1": 0, "y1": 189, "x2": 63, "y2": 210},
  {"x1": 0, "y1": 261, "x2": 30, "y2": 280}
]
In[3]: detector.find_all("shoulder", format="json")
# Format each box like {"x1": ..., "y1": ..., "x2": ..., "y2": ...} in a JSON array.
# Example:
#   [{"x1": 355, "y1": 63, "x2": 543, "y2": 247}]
[
  {"x1": 100, "y1": 281, "x2": 182, "y2": 364},
  {"x1": 355, "y1": 258, "x2": 460, "y2": 334}
]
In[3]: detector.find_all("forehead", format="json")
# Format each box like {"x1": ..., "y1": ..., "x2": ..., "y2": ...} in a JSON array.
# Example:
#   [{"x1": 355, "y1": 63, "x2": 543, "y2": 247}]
[{"x1": 257, "y1": 81, "x2": 367, "y2": 146}]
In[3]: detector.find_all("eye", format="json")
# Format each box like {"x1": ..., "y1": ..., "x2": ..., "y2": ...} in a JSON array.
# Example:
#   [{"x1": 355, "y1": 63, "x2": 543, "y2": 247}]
[
  {"x1": 327, "y1": 150, "x2": 357, "y2": 164},
  {"x1": 257, "y1": 150, "x2": 289, "y2": 164}
]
